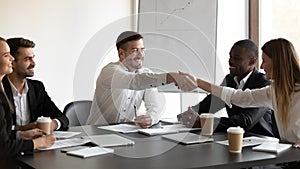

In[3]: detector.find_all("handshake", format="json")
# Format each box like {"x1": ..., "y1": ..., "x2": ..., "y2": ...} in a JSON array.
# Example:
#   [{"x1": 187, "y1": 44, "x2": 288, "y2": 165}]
[{"x1": 167, "y1": 71, "x2": 198, "y2": 92}]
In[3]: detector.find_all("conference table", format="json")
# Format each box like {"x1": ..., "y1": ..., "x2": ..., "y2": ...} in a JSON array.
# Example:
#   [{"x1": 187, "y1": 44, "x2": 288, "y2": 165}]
[{"x1": 17, "y1": 125, "x2": 300, "y2": 169}]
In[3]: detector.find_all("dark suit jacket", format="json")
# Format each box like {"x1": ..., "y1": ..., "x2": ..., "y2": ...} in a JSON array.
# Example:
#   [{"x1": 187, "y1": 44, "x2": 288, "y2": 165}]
[
  {"x1": 196, "y1": 68, "x2": 278, "y2": 137},
  {"x1": 2, "y1": 76, "x2": 69, "y2": 130},
  {"x1": 0, "y1": 91, "x2": 33, "y2": 168}
]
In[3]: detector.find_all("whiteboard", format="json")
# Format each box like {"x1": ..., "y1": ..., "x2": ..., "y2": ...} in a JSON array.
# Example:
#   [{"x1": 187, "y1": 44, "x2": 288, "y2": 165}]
[{"x1": 138, "y1": 0, "x2": 218, "y2": 84}]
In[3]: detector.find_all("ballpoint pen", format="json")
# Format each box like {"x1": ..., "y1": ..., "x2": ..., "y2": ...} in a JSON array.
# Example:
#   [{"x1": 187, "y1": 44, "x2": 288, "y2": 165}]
[{"x1": 134, "y1": 105, "x2": 137, "y2": 118}]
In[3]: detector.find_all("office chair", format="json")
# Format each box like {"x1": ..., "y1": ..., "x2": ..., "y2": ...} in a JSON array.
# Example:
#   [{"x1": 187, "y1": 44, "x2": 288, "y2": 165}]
[{"x1": 63, "y1": 100, "x2": 92, "y2": 126}]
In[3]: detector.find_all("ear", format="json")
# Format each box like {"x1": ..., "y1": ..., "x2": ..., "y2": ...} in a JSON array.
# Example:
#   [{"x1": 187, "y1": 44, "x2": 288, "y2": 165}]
[
  {"x1": 118, "y1": 48, "x2": 125, "y2": 61},
  {"x1": 249, "y1": 57, "x2": 257, "y2": 66}
]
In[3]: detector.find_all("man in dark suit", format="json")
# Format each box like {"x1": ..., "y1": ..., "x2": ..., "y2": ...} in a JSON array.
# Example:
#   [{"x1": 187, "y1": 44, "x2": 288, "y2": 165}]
[
  {"x1": 179, "y1": 39, "x2": 278, "y2": 137},
  {"x1": 3, "y1": 37, "x2": 68, "y2": 133}
]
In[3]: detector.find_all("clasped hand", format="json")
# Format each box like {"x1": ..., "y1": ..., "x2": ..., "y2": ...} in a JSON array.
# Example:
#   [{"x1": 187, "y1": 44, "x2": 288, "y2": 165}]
[{"x1": 168, "y1": 71, "x2": 197, "y2": 92}]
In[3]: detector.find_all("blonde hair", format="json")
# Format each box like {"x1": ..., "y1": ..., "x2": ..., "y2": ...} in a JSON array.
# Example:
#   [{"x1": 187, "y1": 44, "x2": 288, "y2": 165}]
[{"x1": 262, "y1": 38, "x2": 300, "y2": 129}]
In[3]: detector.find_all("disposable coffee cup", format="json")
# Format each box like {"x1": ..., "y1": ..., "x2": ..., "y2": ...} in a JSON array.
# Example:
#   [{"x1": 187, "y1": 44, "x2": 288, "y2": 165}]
[
  {"x1": 200, "y1": 113, "x2": 214, "y2": 136},
  {"x1": 227, "y1": 126, "x2": 244, "y2": 153},
  {"x1": 37, "y1": 116, "x2": 52, "y2": 135}
]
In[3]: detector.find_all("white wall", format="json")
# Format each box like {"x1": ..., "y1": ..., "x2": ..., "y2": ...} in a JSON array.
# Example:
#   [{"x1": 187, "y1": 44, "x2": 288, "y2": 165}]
[
  {"x1": 0, "y1": 0, "x2": 134, "y2": 110},
  {"x1": 180, "y1": 0, "x2": 248, "y2": 118},
  {"x1": 0, "y1": 0, "x2": 248, "y2": 117}
]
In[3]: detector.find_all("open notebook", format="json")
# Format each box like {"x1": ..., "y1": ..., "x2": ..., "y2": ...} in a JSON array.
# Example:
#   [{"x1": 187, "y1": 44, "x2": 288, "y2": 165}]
[
  {"x1": 82, "y1": 134, "x2": 135, "y2": 147},
  {"x1": 162, "y1": 132, "x2": 214, "y2": 145}
]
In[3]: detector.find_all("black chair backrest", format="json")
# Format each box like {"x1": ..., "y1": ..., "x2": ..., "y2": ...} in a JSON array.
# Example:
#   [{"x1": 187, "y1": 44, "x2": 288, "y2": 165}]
[{"x1": 63, "y1": 100, "x2": 92, "y2": 126}]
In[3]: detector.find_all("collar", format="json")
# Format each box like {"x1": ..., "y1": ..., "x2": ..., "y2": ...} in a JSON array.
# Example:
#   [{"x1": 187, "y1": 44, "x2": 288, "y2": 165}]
[
  {"x1": 233, "y1": 69, "x2": 253, "y2": 89},
  {"x1": 7, "y1": 77, "x2": 29, "y2": 95}
]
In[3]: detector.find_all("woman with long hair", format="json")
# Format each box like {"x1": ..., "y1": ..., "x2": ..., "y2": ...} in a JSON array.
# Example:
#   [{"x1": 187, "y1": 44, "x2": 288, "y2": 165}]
[{"x1": 0, "y1": 37, "x2": 56, "y2": 168}]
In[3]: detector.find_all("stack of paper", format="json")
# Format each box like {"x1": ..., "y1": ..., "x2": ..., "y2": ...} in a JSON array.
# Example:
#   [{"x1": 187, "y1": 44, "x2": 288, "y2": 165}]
[
  {"x1": 98, "y1": 124, "x2": 139, "y2": 133},
  {"x1": 38, "y1": 138, "x2": 91, "y2": 151},
  {"x1": 67, "y1": 146, "x2": 114, "y2": 158},
  {"x1": 252, "y1": 142, "x2": 292, "y2": 154},
  {"x1": 53, "y1": 131, "x2": 81, "y2": 139},
  {"x1": 138, "y1": 124, "x2": 200, "y2": 136},
  {"x1": 216, "y1": 136, "x2": 279, "y2": 147}
]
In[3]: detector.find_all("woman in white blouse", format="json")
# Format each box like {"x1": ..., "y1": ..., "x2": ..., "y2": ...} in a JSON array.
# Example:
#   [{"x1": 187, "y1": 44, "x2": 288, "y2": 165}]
[{"x1": 189, "y1": 38, "x2": 300, "y2": 146}]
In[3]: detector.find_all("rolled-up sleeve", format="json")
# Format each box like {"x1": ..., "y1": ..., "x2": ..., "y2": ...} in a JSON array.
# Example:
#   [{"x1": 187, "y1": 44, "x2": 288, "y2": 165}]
[
  {"x1": 220, "y1": 86, "x2": 273, "y2": 109},
  {"x1": 221, "y1": 87, "x2": 236, "y2": 108},
  {"x1": 102, "y1": 63, "x2": 167, "y2": 90}
]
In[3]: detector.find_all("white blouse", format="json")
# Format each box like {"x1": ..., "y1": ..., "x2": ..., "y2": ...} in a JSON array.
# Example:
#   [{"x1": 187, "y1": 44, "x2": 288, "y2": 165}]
[{"x1": 220, "y1": 83, "x2": 300, "y2": 143}]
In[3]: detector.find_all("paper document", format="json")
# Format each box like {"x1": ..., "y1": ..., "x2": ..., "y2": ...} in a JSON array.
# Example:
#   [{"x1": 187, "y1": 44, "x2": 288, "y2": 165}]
[
  {"x1": 61, "y1": 146, "x2": 90, "y2": 153},
  {"x1": 98, "y1": 124, "x2": 139, "y2": 133},
  {"x1": 38, "y1": 138, "x2": 91, "y2": 150},
  {"x1": 252, "y1": 142, "x2": 291, "y2": 154},
  {"x1": 138, "y1": 124, "x2": 200, "y2": 136},
  {"x1": 53, "y1": 131, "x2": 81, "y2": 139},
  {"x1": 82, "y1": 134, "x2": 135, "y2": 147},
  {"x1": 67, "y1": 146, "x2": 114, "y2": 158},
  {"x1": 159, "y1": 118, "x2": 180, "y2": 124},
  {"x1": 216, "y1": 136, "x2": 279, "y2": 147}
]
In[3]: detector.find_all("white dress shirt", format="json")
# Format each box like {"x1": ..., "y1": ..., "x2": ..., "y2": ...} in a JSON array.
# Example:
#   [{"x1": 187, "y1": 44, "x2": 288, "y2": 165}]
[
  {"x1": 220, "y1": 83, "x2": 300, "y2": 143},
  {"x1": 9, "y1": 80, "x2": 30, "y2": 126},
  {"x1": 87, "y1": 61, "x2": 166, "y2": 125},
  {"x1": 233, "y1": 70, "x2": 252, "y2": 89}
]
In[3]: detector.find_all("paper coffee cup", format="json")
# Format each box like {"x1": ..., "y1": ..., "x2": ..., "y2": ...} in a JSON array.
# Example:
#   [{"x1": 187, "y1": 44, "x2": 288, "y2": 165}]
[
  {"x1": 200, "y1": 113, "x2": 214, "y2": 136},
  {"x1": 37, "y1": 116, "x2": 52, "y2": 135},
  {"x1": 227, "y1": 126, "x2": 244, "y2": 153}
]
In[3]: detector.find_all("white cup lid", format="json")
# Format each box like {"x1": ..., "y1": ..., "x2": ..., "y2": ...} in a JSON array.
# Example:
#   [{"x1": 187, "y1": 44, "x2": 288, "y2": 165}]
[
  {"x1": 37, "y1": 116, "x2": 51, "y2": 123},
  {"x1": 227, "y1": 126, "x2": 244, "y2": 134},
  {"x1": 200, "y1": 113, "x2": 214, "y2": 118}
]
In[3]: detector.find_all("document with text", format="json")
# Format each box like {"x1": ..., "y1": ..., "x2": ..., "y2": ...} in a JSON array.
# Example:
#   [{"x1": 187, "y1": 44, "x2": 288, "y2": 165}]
[{"x1": 38, "y1": 138, "x2": 91, "y2": 151}]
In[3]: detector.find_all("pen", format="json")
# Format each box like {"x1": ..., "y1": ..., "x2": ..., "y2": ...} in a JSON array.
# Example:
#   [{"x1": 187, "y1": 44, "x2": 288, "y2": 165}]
[{"x1": 134, "y1": 105, "x2": 137, "y2": 118}]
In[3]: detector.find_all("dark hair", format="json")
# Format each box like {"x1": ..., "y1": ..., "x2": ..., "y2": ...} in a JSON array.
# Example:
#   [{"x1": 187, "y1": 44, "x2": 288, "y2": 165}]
[
  {"x1": 233, "y1": 39, "x2": 258, "y2": 58},
  {"x1": 0, "y1": 37, "x2": 6, "y2": 42},
  {"x1": 116, "y1": 31, "x2": 143, "y2": 50},
  {"x1": 6, "y1": 37, "x2": 35, "y2": 58}
]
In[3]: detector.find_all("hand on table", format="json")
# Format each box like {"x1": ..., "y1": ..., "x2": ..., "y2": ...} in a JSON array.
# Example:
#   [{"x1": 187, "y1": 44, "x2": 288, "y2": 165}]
[
  {"x1": 178, "y1": 107, "x2": 201, "y2": 128},
  {"x1": 33, "y1": 134, "x2": 56, "y2": 149},
  {"x1": 293, "y1": 140, "x2": 300, "y2": 148},
  {"x1": 135, "y1": 114, "x2": 152, "y2": 129},
  {"x1": 19, "y1": 128, "x2": 45, "y2": 140}
]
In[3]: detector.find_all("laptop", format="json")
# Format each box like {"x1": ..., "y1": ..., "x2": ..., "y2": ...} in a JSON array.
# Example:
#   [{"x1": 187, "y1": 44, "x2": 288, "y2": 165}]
[
  {"x1": 82, "y1": 134, "x2": 135, "y2": 147},
  {"x1": 162, "y1": 132, "x2": 213, "y2": 145}
]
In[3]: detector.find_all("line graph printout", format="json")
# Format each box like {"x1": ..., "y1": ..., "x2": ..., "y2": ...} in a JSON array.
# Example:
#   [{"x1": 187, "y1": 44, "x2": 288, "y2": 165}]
[{"x1": 138, "y1": 0, "x2": 218, "y2": 84}]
